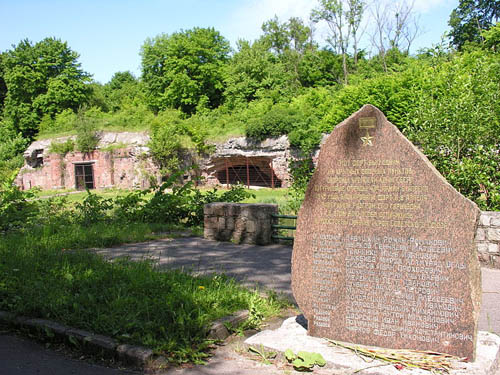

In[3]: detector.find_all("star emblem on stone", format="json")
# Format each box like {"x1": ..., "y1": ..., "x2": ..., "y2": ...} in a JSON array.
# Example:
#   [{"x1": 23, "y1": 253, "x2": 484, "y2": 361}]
[{"x1": 360, "y1": 131, "x2": 373, "y2": 146}]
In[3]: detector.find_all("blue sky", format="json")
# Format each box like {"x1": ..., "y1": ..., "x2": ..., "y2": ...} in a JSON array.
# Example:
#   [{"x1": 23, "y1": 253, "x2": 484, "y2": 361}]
[{"x1": 0, "y1": 0, "x2": 458, "y2": 84}]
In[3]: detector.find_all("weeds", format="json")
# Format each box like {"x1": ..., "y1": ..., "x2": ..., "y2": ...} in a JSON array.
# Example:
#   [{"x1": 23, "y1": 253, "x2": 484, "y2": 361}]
[
  {"x1": 0, "y1": 225, "x2": 283, "y2": 363},
  {"x1": 0, "y1": 174, "x2": 279, "y2": 364}
]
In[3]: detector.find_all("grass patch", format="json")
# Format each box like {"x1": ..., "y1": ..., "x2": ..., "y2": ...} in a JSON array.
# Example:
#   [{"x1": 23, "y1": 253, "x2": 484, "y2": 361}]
[
  {"x1": 34, "y1": 188, "x2": 143, "y2": 203},
  {"x1": 0, "y1": 222, "x2": 285, "y2": 363},
  {"x1": 34, "y1": 187, "x2": 290, "y2": 207},
  {"x1": 241, "y1": 188, "x2": 289, "y2": 207}
]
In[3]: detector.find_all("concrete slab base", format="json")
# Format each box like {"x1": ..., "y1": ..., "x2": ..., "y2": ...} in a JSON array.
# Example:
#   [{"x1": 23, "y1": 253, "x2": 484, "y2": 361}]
[{"x1": 245, "y1": 317, "x2": 500, "y2": 375}]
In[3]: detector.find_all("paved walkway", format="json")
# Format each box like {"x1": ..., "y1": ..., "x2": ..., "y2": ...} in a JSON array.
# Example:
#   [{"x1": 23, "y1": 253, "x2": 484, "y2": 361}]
[
  {"x1": 97, "y1": 237, "x2": 295, "y2": 299},
  {"x1": 2, "y1": 237, "x2": 500, "y2": 375},
  {"x1": 95, "y1": 237, "x2": 500, "y2": 335}
]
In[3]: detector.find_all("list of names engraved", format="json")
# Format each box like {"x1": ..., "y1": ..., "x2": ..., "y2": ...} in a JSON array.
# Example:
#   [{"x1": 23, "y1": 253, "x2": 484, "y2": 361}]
[{"x1": 309, "y1": 233, "x2": 471, "y2": 345}]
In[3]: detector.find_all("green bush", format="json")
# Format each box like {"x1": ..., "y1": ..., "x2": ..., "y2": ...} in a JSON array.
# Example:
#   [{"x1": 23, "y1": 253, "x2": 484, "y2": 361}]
[
  {"x1": 75, "y1": 111, "x2": 100, "y2": 153},
  {"x1": 74, "y1": 191, "x2": 113, "y2": 226},
  {"x1": 139, "y1": 172, "x2": 253, "y2": 227},
  {"x1": 404, "y1": 51, "x2": 500, "y2": 209},
  {"x1": 0, "y1": 175, "x2": 38, "y2": 233},
  {"x1": 48, "y1": 139, "x2": 75, "y2": 154}
]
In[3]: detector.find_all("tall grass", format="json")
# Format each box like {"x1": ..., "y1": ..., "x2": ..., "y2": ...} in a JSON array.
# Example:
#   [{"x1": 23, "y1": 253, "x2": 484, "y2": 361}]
[{"x1": 0, "y1": 223, "x2": 284, "y2": 363}]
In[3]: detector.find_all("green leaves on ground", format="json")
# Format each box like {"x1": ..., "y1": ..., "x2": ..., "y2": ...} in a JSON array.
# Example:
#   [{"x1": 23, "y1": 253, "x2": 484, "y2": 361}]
[
  {"x1": 284, "y1": 349, "x2": 326, "y2": 371},
  {"x1": 249, "y1": 345, "x2": 277, "y2": 365}
]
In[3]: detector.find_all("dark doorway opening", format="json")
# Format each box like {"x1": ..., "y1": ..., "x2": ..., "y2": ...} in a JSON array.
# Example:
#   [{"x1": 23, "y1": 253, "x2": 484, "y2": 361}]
[{"x1": 75, "y1": 163, "x2": 95, "y2": 190}]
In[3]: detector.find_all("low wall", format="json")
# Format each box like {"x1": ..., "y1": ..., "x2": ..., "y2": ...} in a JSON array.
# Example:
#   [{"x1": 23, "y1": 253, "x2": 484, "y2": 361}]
[
  {"x1": 477, "y1": 211, "x2": 500, "y2": 268},
  {"x1": 204, "y1": 203, "x2": 278, "y2": 245},
  {"x1": 204, "y1": 205, "x2": 500, "y2": 268}
]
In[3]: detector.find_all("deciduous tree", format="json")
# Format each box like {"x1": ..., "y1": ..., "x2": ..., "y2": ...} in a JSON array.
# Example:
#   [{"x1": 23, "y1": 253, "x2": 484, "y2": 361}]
[
  {"x1": 1, "y1": 38, "x2": 90, "y2": 139},
  {"x1": 449, "y1": 0, "x2": 500, "y2": 50},
  {"x1": 311, "y1": 0, "x2": 366, "y2": 83},
  {"x1": 141, "y1": 28, "x2": 230, "y2": 115}
]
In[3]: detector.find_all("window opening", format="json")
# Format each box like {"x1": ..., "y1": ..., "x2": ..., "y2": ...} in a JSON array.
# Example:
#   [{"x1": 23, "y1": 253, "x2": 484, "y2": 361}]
[
  {"x1": 75, "y1": 163, "x2": 95, "y2": 190},
  {"x1": 32, "y1": 149, "x2": 44, "y2": 168}
]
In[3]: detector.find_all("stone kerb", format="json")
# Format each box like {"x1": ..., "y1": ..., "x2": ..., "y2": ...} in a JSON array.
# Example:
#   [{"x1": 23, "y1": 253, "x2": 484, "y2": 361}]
[
  {"x1": 476, "y1": 211, "x2": 500, "y2": 268},
  {"x1": 204, "y1": 203, "x2": 278, "y2": 245}
]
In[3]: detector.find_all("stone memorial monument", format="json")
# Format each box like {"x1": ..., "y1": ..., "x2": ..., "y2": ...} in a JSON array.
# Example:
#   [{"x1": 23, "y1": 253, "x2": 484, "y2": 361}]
[{"x1": 291, "y1": 105, "x2": 481, "y2": 360}]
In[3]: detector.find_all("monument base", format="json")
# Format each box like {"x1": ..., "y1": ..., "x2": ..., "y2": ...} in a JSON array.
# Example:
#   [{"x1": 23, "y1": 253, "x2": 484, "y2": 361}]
[{"x1": 245, "y1": 317, "x2": 500, "y2": 375}]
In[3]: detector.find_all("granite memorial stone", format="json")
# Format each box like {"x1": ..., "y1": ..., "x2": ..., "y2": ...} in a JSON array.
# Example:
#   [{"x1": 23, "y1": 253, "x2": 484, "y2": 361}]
[{"x1": 291, "y1": 105, "x2": 481, "y2": 360}]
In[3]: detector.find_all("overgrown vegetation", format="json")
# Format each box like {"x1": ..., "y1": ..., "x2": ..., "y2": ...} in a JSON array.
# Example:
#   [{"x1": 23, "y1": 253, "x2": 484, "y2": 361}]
[
  {"x1": 0, "y1": 175, "x2": 284, "y2": 363},
  {"x1": 0, "y1": 1, "x2": 498, "y2": 205}
]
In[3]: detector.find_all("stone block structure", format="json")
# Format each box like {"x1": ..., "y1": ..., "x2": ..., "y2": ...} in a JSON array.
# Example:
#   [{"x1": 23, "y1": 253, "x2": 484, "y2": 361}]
[
  {"x1": 204, "y1": 203, "x2": 278, "y2": 245},
  {"x1": 201, "y1": 136, "x2": 292, "y2": 188},
  {"x1": 476, "y1": 211, "x2": 500, "y2": 268}
]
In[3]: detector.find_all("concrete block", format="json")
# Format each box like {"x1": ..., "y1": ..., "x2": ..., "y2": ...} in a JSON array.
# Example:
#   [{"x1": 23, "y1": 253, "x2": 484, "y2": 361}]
[
  {"x1": 204, "y1": 216, "x2": 217, "y2": 228},
  {"x1": 477, "y1": 243, "x2": 489, "y2": 254},
  {"x1": 487, "y1": 228, "x2": 500, "y2": 241},
  {"x1": 214, "y1": 204, "x2": 225, "y2": 216},
  {"x1": 218, "y1": 217, "x2": 226, "y2": 230},
  {"x1": 66, "y1": 328, "x2": 94, "y2": 345},
  {"x1": 23, "y1": 319, "x2": 68, "y2": 339},
  {"x1": 220, "y1": 230, "x2": 232, "y2": 242},
  {"x1": 491, "y1": 215, "x2": 500, "y2": 227},
  {"x1": 477, "y1": 250, "x2": 490, "y2": 264},
  {"x1": 208, "y1": 310, "x2": 249, "y2": 340},
  {"x1": 204, "y1": 228, "x2": 215, "y2": 240},
  {"x1": 476, "y1": 228, "x2": 486, "y2": 241},
  {"x1": 203, "y1": 205, "x2": 214, "y2": 216},
  {"x1": 488, "y1": 243, "x2": 499, "y2": 254},
  {"x1": 479, "y1": 213, "x2": 491, "y2": 226},
  {"x1": 246, "y1": 220, "x2": 256, "y2": 233},
  {"x1": 227, "y1": 204, "x2": 241, "y2": 216},
  {"x1": 226, "y1": 217, "x2": 235, "y2": 230},
  {"x1": 84, "y1": 334, "x2": 118, "y2": 353}
]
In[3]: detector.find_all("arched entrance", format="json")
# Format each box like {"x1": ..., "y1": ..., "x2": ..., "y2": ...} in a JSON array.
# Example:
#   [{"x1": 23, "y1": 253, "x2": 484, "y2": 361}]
[{"x1": 214, "y1": 156, "x2": 282, "y2": 188}]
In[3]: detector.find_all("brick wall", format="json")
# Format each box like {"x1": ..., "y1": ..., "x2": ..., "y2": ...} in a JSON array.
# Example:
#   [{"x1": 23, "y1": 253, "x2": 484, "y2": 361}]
[
  {"x1": 17, "y1": 149, "x2": 159, "y2": 191},
  {"x1": 477, "y1": 211, "x2": 500, "y2": 268}
]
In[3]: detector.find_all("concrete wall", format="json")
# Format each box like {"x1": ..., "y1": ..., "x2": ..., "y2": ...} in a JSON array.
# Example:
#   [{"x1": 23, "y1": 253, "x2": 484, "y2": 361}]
[
  {"x1": 204, "y1": 203, "x2": 278, "y2": 245},
  {"x1": 477, "y1": 211, "x2": 500, "y2": 268}
]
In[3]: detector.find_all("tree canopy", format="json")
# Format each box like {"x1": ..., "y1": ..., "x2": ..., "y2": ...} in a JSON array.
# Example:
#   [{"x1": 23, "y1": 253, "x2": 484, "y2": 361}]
[
  {"x1": 449, "y1": 0, "x2": 500, "y2": 49},
  {"x1": 1, "y1": 37, "x2": 90, "y2": 139},
  {"x1": 141, "y1": 27, "x2": 230, "y2": 115}
]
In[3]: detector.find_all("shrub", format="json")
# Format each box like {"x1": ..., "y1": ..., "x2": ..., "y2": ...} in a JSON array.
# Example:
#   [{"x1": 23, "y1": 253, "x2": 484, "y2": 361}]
[
  {"x1": 49, "y1": 139, "x2": 75, "y2": 154},
  {"x1": 74, "y1": 190, "x2": 113, "y2": 226},
  {"x1": 0, "y1": 175, "x2": 38, "y2": 233}
]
